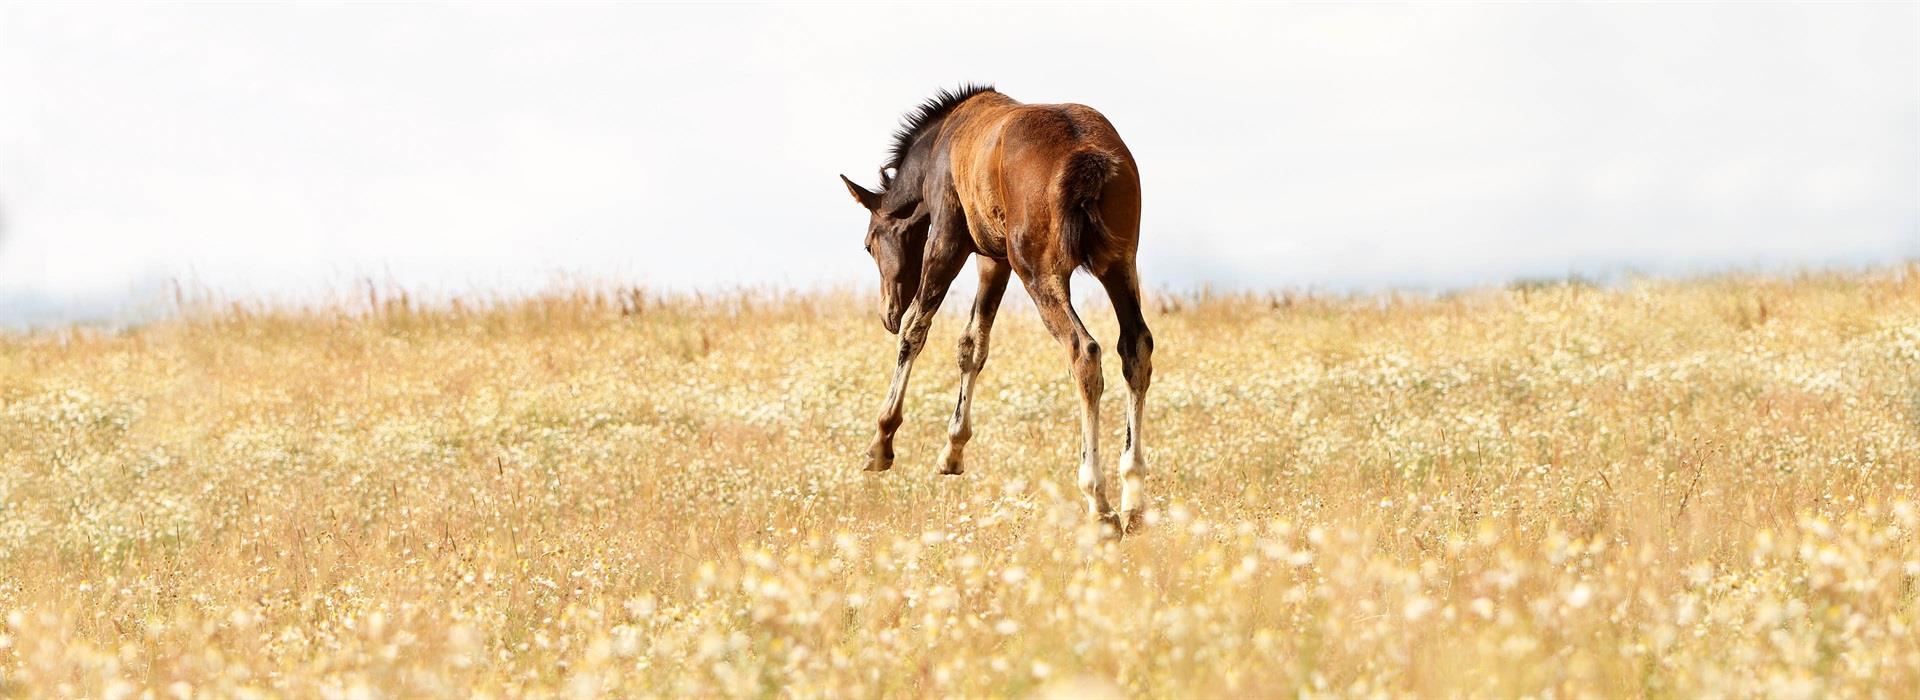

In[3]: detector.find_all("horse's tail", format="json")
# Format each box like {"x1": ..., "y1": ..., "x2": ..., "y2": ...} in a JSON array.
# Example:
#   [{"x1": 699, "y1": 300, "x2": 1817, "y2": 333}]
[{"x1": 1056, "y1": 147, "x2": 1122, "y2": 271}]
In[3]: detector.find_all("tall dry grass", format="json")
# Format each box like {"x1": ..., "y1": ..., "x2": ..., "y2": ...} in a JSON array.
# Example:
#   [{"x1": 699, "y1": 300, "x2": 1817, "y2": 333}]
[{"x1": 2, "y1": 267, "x2": 1918, "y2": 697}]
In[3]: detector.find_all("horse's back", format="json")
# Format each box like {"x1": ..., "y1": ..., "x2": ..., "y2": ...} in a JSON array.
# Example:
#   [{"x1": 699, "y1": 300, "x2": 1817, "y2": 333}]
[{"x1": 992, "y1": 104, "x2": 1129, "y2": 164}]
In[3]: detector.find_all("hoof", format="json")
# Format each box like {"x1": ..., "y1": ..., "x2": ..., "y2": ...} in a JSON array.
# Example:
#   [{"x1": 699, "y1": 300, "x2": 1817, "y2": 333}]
[
  {"x1": 937, "y1": 445, "x2": 965, "y2": 475},
  {"x1": 1120, "y1": 508, "x2": 1147, "y2": 535},
  {"x1": 1096, "y1": 511, "x2": 1123, "y2": 539},
  {"x1": 865, "y1": 447, "x2": 894, "y2": 472}
]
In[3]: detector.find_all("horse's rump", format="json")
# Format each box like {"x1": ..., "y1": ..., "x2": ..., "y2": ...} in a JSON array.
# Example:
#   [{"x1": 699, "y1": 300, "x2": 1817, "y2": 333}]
[{"x1": 1055, "y1": 148, "x2": 1123, "y2": 273}]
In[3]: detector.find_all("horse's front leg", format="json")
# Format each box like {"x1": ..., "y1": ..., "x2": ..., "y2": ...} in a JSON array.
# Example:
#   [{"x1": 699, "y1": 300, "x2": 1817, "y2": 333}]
[
  {"x1": 938, "y1": 257, "x2": 1011, "y2": 475},
  {"x1": 867, "y1": 303, "x2": 927, "y2": 471},
  {"x1": 867, "y1": 245, "x2": 972, "y2": 472}
]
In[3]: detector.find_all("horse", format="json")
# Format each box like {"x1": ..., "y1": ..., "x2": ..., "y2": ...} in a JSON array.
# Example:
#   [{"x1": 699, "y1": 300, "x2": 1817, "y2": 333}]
[{"x1": 839, "y1": 84, "x2": 1154, "y2": 532}]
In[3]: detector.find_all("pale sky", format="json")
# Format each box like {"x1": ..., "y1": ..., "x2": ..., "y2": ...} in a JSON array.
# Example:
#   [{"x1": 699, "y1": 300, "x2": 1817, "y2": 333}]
[{"x1": 1, "y1": 3, "x2": 1915, "y2": 322}]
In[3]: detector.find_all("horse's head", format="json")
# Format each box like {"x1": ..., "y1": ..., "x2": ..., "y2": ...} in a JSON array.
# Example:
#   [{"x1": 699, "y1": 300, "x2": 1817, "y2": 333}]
[{"x1": 841, "y1": 174, "x2": 928, "y2": 334}]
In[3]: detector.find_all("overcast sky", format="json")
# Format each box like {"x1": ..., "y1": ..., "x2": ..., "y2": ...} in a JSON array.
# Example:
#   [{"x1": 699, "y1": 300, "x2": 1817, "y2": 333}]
[{"x1": 1, "y1": 3, "x2": 1915, "y2": 320}]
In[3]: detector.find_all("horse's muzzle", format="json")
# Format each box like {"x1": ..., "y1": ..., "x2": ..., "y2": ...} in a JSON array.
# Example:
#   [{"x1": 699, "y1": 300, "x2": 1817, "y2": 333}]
[{"x1": 881, "y1": 296, "x2": 905, "y2": 334}]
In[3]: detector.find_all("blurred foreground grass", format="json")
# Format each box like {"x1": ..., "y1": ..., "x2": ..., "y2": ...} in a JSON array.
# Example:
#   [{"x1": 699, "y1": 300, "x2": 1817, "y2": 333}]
[{"x1": 2, "y1": 268, "x2": 1918, "y2": 697}]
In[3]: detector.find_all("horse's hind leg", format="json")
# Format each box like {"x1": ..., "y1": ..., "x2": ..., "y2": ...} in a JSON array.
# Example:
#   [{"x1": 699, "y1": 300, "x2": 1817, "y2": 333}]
[
  {"x1": 1099, "y1": 265, "x2": 1154, "y2": 532},
  {"x1": 1022, "y1": 272, "x2": 1114, "y2": 527},
  {"x1": 940, "y1": 258, "x2": 1012, "y2": 475}
]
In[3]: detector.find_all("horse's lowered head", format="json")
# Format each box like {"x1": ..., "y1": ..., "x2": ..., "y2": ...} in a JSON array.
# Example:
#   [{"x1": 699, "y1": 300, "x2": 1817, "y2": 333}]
[{"x1": 840, "y1": 174, "x2": 928, "y2": 334}]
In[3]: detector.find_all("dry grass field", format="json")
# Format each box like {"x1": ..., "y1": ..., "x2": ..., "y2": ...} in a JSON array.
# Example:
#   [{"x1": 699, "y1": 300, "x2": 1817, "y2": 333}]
[{"x1": 2, "y1": 267, "x2": 1918, "y2": 698}]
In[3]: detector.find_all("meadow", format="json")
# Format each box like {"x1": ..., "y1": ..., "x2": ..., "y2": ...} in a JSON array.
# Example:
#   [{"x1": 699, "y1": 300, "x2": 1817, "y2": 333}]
[{"x1": 2, "y1": 267, "x2": 1918, "y2": 698}]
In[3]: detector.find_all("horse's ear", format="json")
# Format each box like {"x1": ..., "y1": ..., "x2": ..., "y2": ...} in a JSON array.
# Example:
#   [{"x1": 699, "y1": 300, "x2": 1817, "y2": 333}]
[{"x1": 840, "y1": 175, "x2": 881, "y2": 211}]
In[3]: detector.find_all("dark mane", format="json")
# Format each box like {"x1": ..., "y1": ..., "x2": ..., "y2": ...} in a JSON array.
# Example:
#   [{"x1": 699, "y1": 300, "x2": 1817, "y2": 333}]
[{"x1": 883, "y1": 83, "x2": 996, "y2": 187}]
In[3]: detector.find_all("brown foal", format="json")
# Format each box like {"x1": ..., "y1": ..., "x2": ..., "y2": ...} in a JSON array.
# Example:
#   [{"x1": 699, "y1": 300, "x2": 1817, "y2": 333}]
[{"x1": 840, "y1": 85, "x2": 1154, "y2": 532}]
